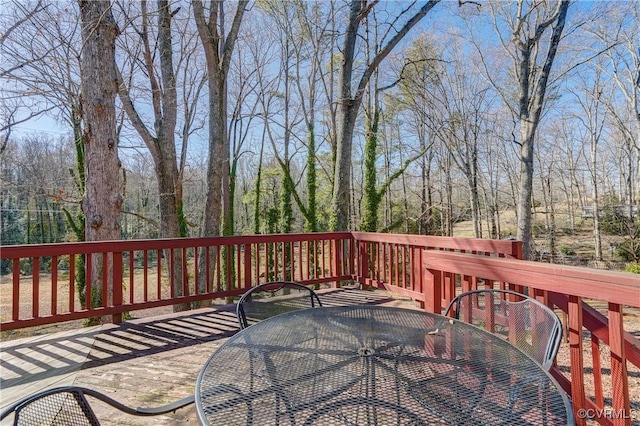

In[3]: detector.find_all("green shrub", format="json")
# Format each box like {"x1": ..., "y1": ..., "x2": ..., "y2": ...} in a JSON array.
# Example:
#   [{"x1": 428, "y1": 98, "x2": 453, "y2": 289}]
[
  {"x1": 558, "y1": 246, "x2": 575, "y2": 256},
  {"x1": 624, "y1": 263, "x2": 640, "y2": 274}
]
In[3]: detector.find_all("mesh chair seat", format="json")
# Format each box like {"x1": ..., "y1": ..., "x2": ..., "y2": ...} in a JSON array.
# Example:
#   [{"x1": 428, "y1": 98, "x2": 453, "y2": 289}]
[
  {"x1": 236, "y1": 281, "x2": 323, "y2": 329},
  {"x1": 444, "y1": 289, "x2": 562, "y2": 370},
  {"x1": 0, "y1": 386, "x2": 194, "y2": 426}
]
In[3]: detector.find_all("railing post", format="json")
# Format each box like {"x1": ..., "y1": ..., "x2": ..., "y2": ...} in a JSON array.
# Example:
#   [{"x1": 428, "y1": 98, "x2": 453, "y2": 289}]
[
  {"x1": 568, "y1": 295, "x2": 586, "y2": 425},
  {"x1": 422, "y1": 251, "x2": 442, "y2": 314},
  {"x1": 510, "y1": 240, "x2": 523, "y2": 259},
  {"x1": 424, "y1": 268, "x2": 442, "y2": 314},
  {"x1": 112, "y1": 251, "x2": 123, "y2": 324},
  {"x1": 609, "y1": 303, "x2": 631, "y2": 426}
]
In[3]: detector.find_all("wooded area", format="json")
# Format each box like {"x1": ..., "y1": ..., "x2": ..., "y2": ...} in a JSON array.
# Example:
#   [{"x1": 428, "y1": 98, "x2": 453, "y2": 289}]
[{"x1": 1, "y1": 1, "x2": 639, "y2": 267}]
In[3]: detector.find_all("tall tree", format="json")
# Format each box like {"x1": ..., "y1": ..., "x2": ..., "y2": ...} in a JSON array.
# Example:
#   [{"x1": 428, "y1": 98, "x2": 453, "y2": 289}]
[
  {"x1": 598, "y1": 1, "x2": 640, "y2": 212},
  {"x1": 116, "y1": 1, "x2": 183, "y2": 240},
  {"x1": 392, "y1": 37, "x2": 441, "y2": 235},
  {"x1": 256, "y1": 0, "x2": 334, "y2": 234},
  {"x1": 193, "y1": 0, "x2": 247, "y2": 294},
  {"x1": 480, "y1": 0, "x2": 570, "y2": 258},
  {"x1": 330, "y1": 0, "x2": 440, "y2": 231},
  {"x1": 115, "y1": 0, "x2": 190, "y2": 310},
  {"x1": 571, "y1": 67, "x2": 608, "y2": 261},
  {"x1": 78, "y1": 0, "x2": 122, "y2": 311},
  {"x1": 427, "y1": 47, "x2": 492, "y2": 239},
  {"x1": 193, "y1": 0, "x2": 248, "y2": 240}
]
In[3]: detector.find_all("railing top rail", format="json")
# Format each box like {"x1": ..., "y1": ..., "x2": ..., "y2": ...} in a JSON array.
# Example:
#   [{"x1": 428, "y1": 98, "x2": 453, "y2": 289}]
[
  {"x1": 0, "y1": 232, "x2": 354, "y2": 258},
  {"x1": 424, "y1": 249, "x2": 640, "y2": 307},
  {"x1": 352, "y1": 232, "x2": 522, "y2": 257}
]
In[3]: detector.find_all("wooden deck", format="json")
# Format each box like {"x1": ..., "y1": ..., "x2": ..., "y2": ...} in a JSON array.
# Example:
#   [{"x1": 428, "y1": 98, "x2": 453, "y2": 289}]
[{"x1": 0, "y1": 287, "x2": 419, "y2": 425}]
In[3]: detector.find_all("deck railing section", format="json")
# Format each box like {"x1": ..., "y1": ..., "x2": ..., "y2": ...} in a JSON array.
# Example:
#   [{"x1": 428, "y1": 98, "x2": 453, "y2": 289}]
[
  {"x1": 0, "y1": 232, "x2": 353, "y2": 330},
  {"x1": 420, "y1": 250, "x2": 639, "y2": 426},
  {"x1": 351, "y1": 232, "x2": 523, "y2": 309},
  {"x1": 2, "y1": 232, "x2": 639, "y2": 425}
]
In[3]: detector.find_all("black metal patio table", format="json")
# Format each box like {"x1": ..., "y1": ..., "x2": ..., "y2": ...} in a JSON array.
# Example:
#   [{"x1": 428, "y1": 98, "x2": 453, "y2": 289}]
[{"x1": 195, "y1": 305, "x2": 573, "y2": 425}]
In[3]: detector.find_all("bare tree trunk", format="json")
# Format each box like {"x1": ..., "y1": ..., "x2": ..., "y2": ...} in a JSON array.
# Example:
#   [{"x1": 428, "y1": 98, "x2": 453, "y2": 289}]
[
  {"x1": 444, "y1": 152, "x2": 453, "y2": 237},
  {"x1": 513, "y1": 1, "x2": 569, "y2": 259},
  {"x1": 193, "y1": 0, "x2": 247, "y2": 294},
  {"x1": 117, "y1": 0, "x2": 187, "y2": 311},
  {"x1": 540, "y1": 168, "x2": 556, "y2": 262},
  {"x1": 420, "y1": 135, "x2": 429, "y2": 234},
  {"x1": 591, "y1": 141, "x2": 603, "y2": 261},
  {"x1": 468, "y1": 170, "x2": 482, "y2": 238},
  {"x1": 331, "y1": 0, "x2": 440, "y2": 231},
  {"x1": 78, "y1": 0, "x2": 122, "y2": 317},
  {"x1": 517, "y1": 124, "x2": 536, "y2": 257}
]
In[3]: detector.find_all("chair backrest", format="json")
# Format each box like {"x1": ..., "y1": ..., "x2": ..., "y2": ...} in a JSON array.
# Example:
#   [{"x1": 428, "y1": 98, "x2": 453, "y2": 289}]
[
  {"x1": 1, "y1": 386, "x2": 100, "y2": 426},
  {"x1": 444, "y1": 289, "x2": 562, "y2": 370},
  {"x1": 236, "y1": 281, "x2": 322, "y2": 329}
]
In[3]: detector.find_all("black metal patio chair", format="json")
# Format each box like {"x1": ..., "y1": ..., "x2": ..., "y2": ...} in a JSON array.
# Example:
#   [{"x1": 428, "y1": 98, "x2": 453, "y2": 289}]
[
  {"x1": 444, "y1": 289, "x2": 562, "y2": 370},
  {"x1": 0, "y1": 386, "x2": 194, "y2": 426},
  {"x1": 234, "y1": 281, "x2": 352, "y2": 420},
  {"x1": 235, "y1": 281, "x2": 323, "y2": 330},
  {"x1": 406, "y1": 289, "x2": 565, "y2": 423}
]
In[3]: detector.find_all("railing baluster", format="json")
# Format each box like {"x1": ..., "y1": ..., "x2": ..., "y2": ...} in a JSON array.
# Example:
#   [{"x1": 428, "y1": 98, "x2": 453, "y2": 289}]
[
  {"x1": 254, "y1": 244, "x2": 260, "y2": 284},
  {"x1": 182, "y1": 247, "x2": 188, "y2": 296},
  {"x1": 12, "y1": 259, "x2": 19, "y2": 320},
  {"x1": 236, "y1": 243, "x2": 242, "y2": 290},
  {"x1": 51, "y1": 255, "x2": 58, "y2": 316},
  {"x1": 33, "y1": 257, "x2": 39, "y2": 318},
  {"x1": 215, "y1": 246, "x2": 222, "y2": 291},
  {"x1": 608, "y1": 303, "x2": 631, "y2": 426},
  {"x1": 129, "y1": 251, "x2": 134, "y2": 303},
  {"x1": 143, "y1": 250, "x2": 148, "y2": 302},
  {"x1": 244, "y1": 244, "x2": 252, "y2": 289},
  {"x1": 205, "y1": 246, "x2": 211, "y2": 293},
  {"x1": 401, "y1": 245, "x2": 407, "y2": 289},
  {"x1": 568, "y1": 295, "x2": 586, "y2": 425},
  {"x1": 228, "y1": 244, "x2": 232, "y2": 289},
  {"x1": 304, "y1": 240, "x2": 309, "y2": 281},
  {"x1": 102, "y1": 253, "x2": 108, "y2": 307},
  {"x1": 112, "y1": 251, "x2": 123, "y2": 324},
  {"x1": 85, "y1": 254, "x2": 92, "y2": 311},
  {"x1": 156, "y1": 249, "x2": 161, "y2": 300},
  {"x1": 591, "y1": 334, "x2": 604, "y2": 408},
  {"x1": 69, "y1": 254, "x2": 75, "y2": 313}
]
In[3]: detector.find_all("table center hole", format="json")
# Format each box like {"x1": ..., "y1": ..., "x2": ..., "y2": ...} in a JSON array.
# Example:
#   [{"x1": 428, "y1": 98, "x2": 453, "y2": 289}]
[{"x1": 358, "y1": 347, "x2": 375, "y2": 357}]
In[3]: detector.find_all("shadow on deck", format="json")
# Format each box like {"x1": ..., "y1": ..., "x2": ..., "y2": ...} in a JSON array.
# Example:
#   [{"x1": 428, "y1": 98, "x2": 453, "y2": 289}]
[{"x1": 0, "y1": 287, "x2": 417, "y2": 425}]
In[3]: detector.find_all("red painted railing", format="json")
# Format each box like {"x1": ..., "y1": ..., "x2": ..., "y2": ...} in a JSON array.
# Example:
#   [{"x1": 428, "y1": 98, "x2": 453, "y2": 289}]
[
  {"x1": 351, "y1": 232, "x2": 523, "y2": 307},
  {"x1": 2, "y1": 232, "x2": 639, "y2": 425},
  {"x1": 0, "y1": 233, "x2": 354, "y2": 330}
]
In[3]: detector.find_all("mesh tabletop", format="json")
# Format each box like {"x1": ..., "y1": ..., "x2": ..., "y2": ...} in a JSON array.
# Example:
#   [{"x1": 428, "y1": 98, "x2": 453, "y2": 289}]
[{"x1": 196, "y1": 305, "x2": 573, "y2": 426}]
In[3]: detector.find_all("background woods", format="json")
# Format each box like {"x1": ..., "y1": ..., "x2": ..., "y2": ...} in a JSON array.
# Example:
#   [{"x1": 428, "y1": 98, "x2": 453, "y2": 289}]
[{"x1": 1, "y1": 1, "x2": 639, "y2": 271}]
